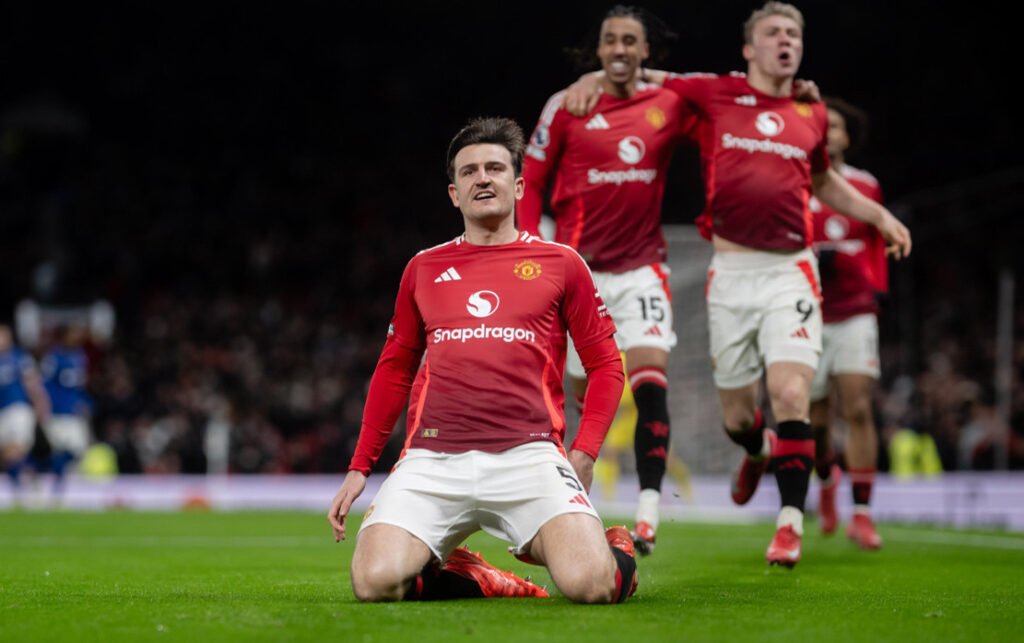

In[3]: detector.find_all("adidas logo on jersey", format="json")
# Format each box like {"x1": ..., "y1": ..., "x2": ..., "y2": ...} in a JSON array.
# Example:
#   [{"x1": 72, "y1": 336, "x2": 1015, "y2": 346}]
[
  {"x1": 434, "y1": 267, "x2": 462, "y2": 283},
  {"x1": 790, "y1": 327, "x2": 810, "y2": 339},
  {"x1": 585, "y1": 113, "x2": 610, "y2": 130},
  {"x1": 735, "y1": 95, "x2": 757, "y2": 106}
]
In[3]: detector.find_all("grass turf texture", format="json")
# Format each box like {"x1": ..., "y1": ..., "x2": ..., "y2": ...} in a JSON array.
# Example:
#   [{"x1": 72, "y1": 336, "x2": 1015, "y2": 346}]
[{"x1": 1, "y1": 512, "x2": 1022, "y2": 642}]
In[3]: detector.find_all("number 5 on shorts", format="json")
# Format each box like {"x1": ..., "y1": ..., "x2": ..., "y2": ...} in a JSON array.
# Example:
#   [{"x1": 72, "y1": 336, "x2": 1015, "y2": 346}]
[{"x1": 556, "y1": 465, "x2": 583, "y2": 491}]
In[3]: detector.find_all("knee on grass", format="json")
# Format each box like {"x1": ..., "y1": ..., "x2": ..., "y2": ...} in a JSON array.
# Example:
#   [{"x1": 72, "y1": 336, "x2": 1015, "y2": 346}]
[{"x1": 350, "y1": 559, "x2": 414, "y2": 602}]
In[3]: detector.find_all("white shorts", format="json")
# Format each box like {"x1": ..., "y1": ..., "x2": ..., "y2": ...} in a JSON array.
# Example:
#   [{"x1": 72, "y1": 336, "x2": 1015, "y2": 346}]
[
  {"x1": 706, "y1": 248, "x2": 823, "y2": 389},
  {"x1": 810, "y1": 313, "x2": 881, "y2": 401},
  {"x1": 0, "y1": 403, "x2": 35, "y2": 451},
  {"x1": 43, "y1": 415, "x2": 91, "y2": 456},
  {"x1": 359, "y1": 442, "x2": 600, "y2": 561},
  {"x1": 566, "y1": 263, "x2": 676, "y2": 379}
]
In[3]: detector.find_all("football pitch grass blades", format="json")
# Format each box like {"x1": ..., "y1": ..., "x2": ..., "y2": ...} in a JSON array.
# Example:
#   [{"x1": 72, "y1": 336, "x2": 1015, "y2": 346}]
[{"x1": 1, "y1": 511, "x2": 1022, "y2": 642}]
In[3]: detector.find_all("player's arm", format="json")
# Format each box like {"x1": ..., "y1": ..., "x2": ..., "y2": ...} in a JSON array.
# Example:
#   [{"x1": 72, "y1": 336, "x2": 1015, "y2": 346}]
[
  {"x1": 564, "y1": 70, "x2": 820, "y2": 116},
  {"x1": 559, "y1": 252, "x2": 625, "y2": 492},
  {"x1": 812, "y1": 168, "x2": 912, "y2": 259},
  {"x1": 520, "y1": 97, "x2": 569, "y2": 237},
  {"x1": 562, "y1": 69, "x2": 668, "y2": 116},
  {"x1": 328, "y1": 339, "x2": 423, "y2": 542},
  {"x1": 569, "y1": 334, "x2": 624, "y2": 493},
  {"x1": 329, "y1": 262, "x2": 426, "y2": 542}
]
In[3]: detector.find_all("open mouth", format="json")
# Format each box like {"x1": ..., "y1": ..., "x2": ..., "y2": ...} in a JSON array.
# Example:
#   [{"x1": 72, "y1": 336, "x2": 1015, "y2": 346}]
[
  {"x1": 779, "y1": 51, "x2": 792, "y2": 63},
  {"x1": 474, "y1": 191, "x2": 496, "y2": 201}
]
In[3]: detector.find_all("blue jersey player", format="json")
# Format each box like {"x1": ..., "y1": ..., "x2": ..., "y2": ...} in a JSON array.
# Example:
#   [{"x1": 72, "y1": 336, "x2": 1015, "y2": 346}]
[
  {"x1": 40, "y1": 326, "x2": 94, "y2": 496},
  {"x1": 0, "y1": 324, "x2": 51, "y2": 503}
]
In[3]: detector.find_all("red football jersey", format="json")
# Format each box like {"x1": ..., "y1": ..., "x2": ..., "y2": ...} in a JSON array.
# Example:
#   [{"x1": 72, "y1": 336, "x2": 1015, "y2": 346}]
[
  {"x1": 810, "y1": 164, "x2": 888, "y2": 323},
  {"x1": 386, "y1": 232, "x2": 615, "y2": 455},
  {"x1": 663, "y1": 72, "x2": 830, "y2": 251},
  {"x1": 520, "y1": 84, "x2": 689, "y2": 273}
]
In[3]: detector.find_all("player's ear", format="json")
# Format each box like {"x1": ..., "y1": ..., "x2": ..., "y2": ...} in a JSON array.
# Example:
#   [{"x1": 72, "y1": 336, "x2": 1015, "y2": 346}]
[
  {"x1": 448, "y1": 183, "x2": 460, "y2": 207},
  {"x1": 514, "y1": 176, "x2": 525, "y2": 200},
  {"x1": 742, "y1": 43, "x2": 755, "y2": 62},
  {"x1": 641, "y1": 41, "x2": 650, "y2": 63}
]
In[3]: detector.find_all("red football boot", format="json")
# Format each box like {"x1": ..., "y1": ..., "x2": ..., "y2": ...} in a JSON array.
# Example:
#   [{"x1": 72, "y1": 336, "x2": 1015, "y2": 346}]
[
  {"x1": 765, "y1": 524, "x2": 802, "y2": 568},
  {"x1": 847, "y1": 513, "x2": 883, "y2": 550},
  {"x1": 443, "y1": 548, "x2": 549, "y2": 598},
  {"x1": 819, "y1": 463, "x2": 841, "y2": 535},
  {"x1": 731, "y1": 429, "x2": 777, "y2": 505},
  {"x1": 631, "y1": 520, "x2": 656, "y2": 556},
  {"x1": 605, "y1": 525, "x2": 639, "y2": 599}
]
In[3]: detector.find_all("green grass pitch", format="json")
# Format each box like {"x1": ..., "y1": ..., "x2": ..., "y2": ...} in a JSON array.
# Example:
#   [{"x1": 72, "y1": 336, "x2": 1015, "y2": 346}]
[{"x1": 1, "y1": 511, "x2": 1022, "y2": 642}]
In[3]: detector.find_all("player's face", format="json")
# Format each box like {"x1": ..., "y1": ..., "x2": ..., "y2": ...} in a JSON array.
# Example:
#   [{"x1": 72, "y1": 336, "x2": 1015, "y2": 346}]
[
  {"x1": 743, "y1": 14, "x2": 803, "y2": 80},
  {"x1": 825, "y1": 108, "x2": 850, "y2": 159},
  {"x1": 448, "y1": 143, "x2": 524, "y2": 224},
  {"x1": 597, "y1": 16, "x2": 649, "y2": 86}
]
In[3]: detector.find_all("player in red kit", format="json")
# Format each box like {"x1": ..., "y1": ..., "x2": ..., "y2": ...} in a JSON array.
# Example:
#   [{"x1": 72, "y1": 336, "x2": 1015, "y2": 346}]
[
  {"x1": 565, "y1": 2, "x2": 911, "y2": 567},
  {"x1": 328, "y1": 118, "x2": 638, "y2": 604},
  {"x1": 520, "y1": 6, "x2": 690, "y2": 556},
  {"x1": 809, "y1": 98, "x2": 887, "y2": 550}
]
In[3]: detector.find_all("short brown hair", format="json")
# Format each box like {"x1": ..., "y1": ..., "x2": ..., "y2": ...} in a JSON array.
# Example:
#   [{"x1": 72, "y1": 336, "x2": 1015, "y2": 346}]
[
  {"x1": 446, "y1": 117, "x2": 525, "y2": 181},
  {"x1": 743, "y1": 2, "x2": 804, "y2": 45}
]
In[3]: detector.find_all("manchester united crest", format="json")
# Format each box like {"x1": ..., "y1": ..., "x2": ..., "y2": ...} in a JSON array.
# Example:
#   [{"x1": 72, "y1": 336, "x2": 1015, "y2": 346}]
[
  {"x1": 794, "y1": 101, "x2": 813, "y2": 118},
  {"x1": 645, "y1": 106, "x2": 667, "y2": 129},
  {"x1": 513, "y1": 259, "x2": 542, "y2": 281}
]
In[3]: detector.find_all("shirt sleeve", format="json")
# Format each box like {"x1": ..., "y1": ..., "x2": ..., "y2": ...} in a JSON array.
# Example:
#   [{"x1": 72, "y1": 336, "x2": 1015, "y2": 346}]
[
  {"x1": 520, "y1": 92, "x2": 570, "y2": 237},
  {"x1": 663, "y1": 72, "x2": 715, "y2": 117},
  {"x1": 867, "y1": 180, "x2": 889, "y2": 293},
  {"x1": 810, "y1": 105, "x2": 831, "y2": 174},
  {"x1": 559, "y1": 249, "x2": 617, "y2": 351},
  {"x1": 570, "y1": 334, "x2": 624, "y2": 459},
  {"x1": 348, "y1": 258, "x2": 427, "y2": 474}
]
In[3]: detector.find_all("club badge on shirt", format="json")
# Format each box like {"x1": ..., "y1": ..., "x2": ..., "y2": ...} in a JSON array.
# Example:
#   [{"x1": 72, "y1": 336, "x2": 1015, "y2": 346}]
[{"x1": 513, "y1": 260, "x2": 542, "y2": 281}]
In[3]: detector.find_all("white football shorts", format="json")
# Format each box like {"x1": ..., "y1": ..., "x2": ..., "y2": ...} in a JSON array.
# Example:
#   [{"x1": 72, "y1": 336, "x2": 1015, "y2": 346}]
[
  {"x1": 706, "y1": 247, "x2": 823, "y2": 389},
  {"x1": 359, "y1": 441, "x2": 600, "y2": 561},
  {"x1": 0, "y1": 402, "x2": 35, "y2": 451},
  {"x1": 566, "y1": 262, "x2": 676, "y2": 379},
  {"x1": 810, "y1": 313, "x2": 881, "y2": 401},
  {"x1": 43, "y1": 415, "x2": 91, "y2": 456}
]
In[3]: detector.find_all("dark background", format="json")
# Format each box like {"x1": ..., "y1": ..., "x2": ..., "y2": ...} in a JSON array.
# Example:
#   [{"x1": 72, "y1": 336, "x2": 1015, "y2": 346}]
[{"x1": 1, "y1": 1, "x2": 1020, "y2": 473}]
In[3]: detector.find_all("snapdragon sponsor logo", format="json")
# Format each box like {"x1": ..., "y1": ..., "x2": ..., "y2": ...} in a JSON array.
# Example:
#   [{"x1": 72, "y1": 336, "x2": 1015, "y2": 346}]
[
  {"x1": 433, "y1": 324, "x2": 536, "y2": 344},
  {"x1": 587, "y1": 167, "x2": 658, "y2": 185},
  {"x1": 721, "y1": 133, "x2": 807, "y2": 161}
]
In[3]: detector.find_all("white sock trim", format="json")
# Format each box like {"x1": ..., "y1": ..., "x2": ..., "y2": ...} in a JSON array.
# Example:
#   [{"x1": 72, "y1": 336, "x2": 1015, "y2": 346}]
[
  {"x1": 777, "y1": 506, "x2": 804, "y2": 536},
  {"x1": 636, "y1": 488, "x2": 661, "y2": 529}
]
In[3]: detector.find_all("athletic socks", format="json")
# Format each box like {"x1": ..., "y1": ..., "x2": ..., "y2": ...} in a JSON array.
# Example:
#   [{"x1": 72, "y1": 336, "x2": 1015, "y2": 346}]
[
  {"x1": 725, "y1": 407, "x2": 765, "y2": 456},
  {"x1": 630, "y1": 368, "x2": 670, "y2": 492},
  {"x1": 609, "y1": 544, "x2": 637, "y2": 604},
  {"x1": 404, "y1": 563, "x2": 485, "y2": 600},
  {"x1": 813, "y1": 424, "x2": 834, "y2": 481},
  {"x1": 849, "y1": 468, "x2": 876, "y2": 507},
  {"x1": 772, "y1": 420, "x2": 815, "y2": 511}
]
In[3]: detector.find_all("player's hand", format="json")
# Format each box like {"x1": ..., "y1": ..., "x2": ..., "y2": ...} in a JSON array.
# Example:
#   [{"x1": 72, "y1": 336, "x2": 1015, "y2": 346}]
[
  {"x1": 793, "y1": 78, "x2": 821, "y2": 102},
  {"x1": 567, "y1": 449, "x2": 596, "y2": 495},
  {"x1": 563, "y1": 73, "x2": 602, "y2": 117},
  {"x1": 876, "y1": 210, "x2": 912, "y2": 260},
  {"x1": 328, "y1": 470, "x2": 367, "y2": 542}
]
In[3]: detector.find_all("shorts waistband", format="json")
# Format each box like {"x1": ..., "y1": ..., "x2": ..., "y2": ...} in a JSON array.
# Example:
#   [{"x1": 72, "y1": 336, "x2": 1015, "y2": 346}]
[{"x1": 710, "y1": 247, "x2": 815, "y2": 271}]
